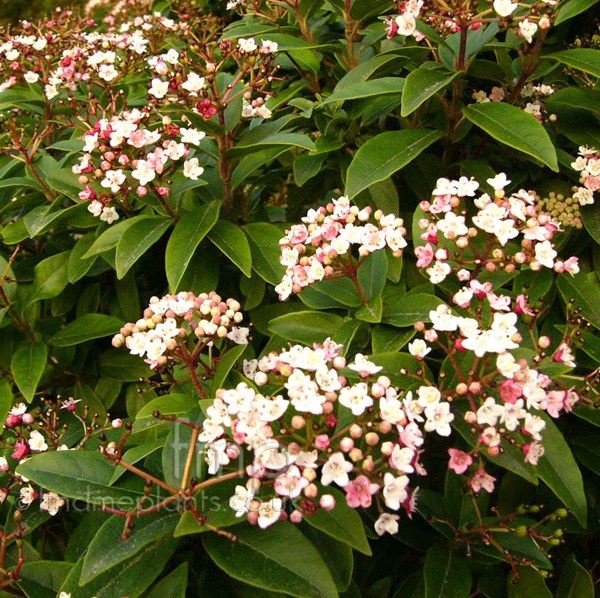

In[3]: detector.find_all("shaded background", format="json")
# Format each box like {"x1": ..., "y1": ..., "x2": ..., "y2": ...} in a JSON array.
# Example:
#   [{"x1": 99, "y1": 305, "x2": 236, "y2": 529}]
[{"x1": 0, "y1": 0, "x2": 86, "y2": 23}]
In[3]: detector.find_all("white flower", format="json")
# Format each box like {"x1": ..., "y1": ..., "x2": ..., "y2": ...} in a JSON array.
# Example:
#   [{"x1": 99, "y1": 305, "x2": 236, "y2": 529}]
[
  {"x1": 493, "y1": 0, "x2": 517, "y2": 16},
  {"x1": 383, "y1": 472, "x2": 409, "y2": 510},
  {"x1": 429, "y1": 304, "x2": 458, "y2": 331},
  {"x1": 24, "y1": 71, "x2": 39, "y2": 83},
  {"x1": 180, "y1": 127, "x2": 205, "y2": 145},
  {"x1": 424, "y1": 402, "x2": 454, "y2": 436},
  {"x1": 519, "y1": 19, "x2": 538, "y2": 43},
  {"x1": 237, "y1": 37, "x2": 257, "y2": 53},
  {"x1": 339, "y1": 383, "x2": 374, "y2": 416},
  {"x1": 101, "y1": 169, "x2": 126, "y2": 193},
  {"x1": 535, "y1": 240, "x2": 557, "y2": 268},
  {"x1": 230, "y1": 485, "x2": 253, "y2": 516},
  {"x1": 487, "y1": 172, "x2": 511, "y2": 190},
  {"x1": 183, "y1": 158, "x2": 204, "y2": 180},
  {"x1": 131, "y1": 160, "x2": 156, "y2": 186},
  {"x1": 20, "y1": 485, "x2": 36, "y2": 506},
  {"x1": 45, "y1": 84, "x2": 59, "y2": 100},
  {"x1": 348, "y1": 354, "x2": 382, "y2": 377},
  {"x1": 98, "y1": 64, "x2": 118, "y2": 82},
  {"x1": 40, "y1": 492, "x2": 65, "y2": 516},
  {"x1": 395, "y1": 13, "x2": 416, "y2": 36},
  {"x1": 257, "y1": 498, "x2": 282, "y2": 529},
  {"x1": 426, "y1": 261, "x2": 451, "y2": 284},
  {"x1": 28, "y1": 430, "x2": 48, "y2": 452},
  {"x1": 163, "y1": 49, "x2": 179, "y2": 64},
  {"x1": 88, "y1": 200, "x2": 104, "y2": 217},
  {"x1": 182, "y1": 72, "x2": 205, "y2": 93},
  {"x1": 321, "y1": 452, "x2": 353, "y2": 487},
  {"x1": 375, "y1": 513, "x2": 400, "y2": 536},
  {"x1": 100, "y1": 206, "x2": 119, "y2": 224},
  {"x1": 437, "y1": 212, "x2": 468, "y2": 239},
  {"x1": 149, "y1": 78, "x2": 169, "y2": 98},
  {"x1": 227, "y1": 326, "x2": 249, "y2": 344},
  {"x1": 408, "y1": 339, "x2": 431, "y2": 359},
  {"x1": 261, "y1": 40, "x2": 278, "y2": 54},
  {"x1": 416, "y1": 386, "x2": 441, "y2": 409}
]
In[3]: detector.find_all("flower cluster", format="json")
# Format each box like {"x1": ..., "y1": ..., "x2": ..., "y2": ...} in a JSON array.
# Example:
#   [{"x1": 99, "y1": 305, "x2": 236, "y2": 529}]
[
  {"x1": 386, "y1": 0, "x2": 556, "y2": 45},
  {"x1": 198, "y1": 339, "x2": 450, "y2": 535},
  {"x1": 571, "y1": 146, "x2": 600, "y2": 206},
  {"x1": 472, "y1": 82, "x2": 555, "y2": 121},
  {"x1": 415, "y1": 174, "x2": 579, "y2": 289},
  {"x1": 0, "y1": 10, "x2": 181, "y2": 101},
  {"x1": 112, "y1": 291, "x2": 247, "y2": 369},
  {"x1": 275, "y1": 196, "x2": 407, "y2": 300},
  {"x1": 144, "y1": 35, "x2": 278, "y2": 120},
  {"x1": 74, "y1": 109, "x2": 205, "y2": 222}
]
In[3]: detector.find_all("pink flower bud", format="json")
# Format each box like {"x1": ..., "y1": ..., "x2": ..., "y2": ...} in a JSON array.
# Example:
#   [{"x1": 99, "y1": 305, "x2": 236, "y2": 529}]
[
  {"x1": 137, "y1": 186, "x2": 148, "y2": 197},
  {"x1": 315, "y1": 434, "x2": 330, "y2": 450},
  {"x1": 112, "y1": 418, "x2": 123, "y2": 428},
  {"x1": 22, "y1": 413, "x2": 34, "y2": 424},
  {"x1": 320, "y1": 494, "x2": 336, "y2": 511},
  {"x1": 157, "y1": 186, "x2": 170, "y2": 196},
  {"x1": 290, "y1": 509, "x2": 303, "y2": 523}
]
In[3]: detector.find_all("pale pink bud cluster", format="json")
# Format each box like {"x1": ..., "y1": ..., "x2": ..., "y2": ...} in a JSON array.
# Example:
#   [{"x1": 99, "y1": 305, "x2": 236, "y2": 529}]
[
  {"x1": 275, "y1": 196, "x2": 407, "y2": 300},
  {"x1": 112, "y1": 291, "x2": 246, "y2": 369},
  {"x1": 416, "y1": 174, "x2": 579, "y2": 286},
  {"x1": 74, "y1": 109, "x2": 205, "y2": 223}
]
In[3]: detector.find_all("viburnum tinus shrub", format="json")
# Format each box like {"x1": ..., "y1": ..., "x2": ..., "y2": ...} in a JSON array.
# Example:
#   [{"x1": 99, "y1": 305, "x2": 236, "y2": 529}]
[{"x1": 0, "y1": 0, "x2": 600, "y2": 596}]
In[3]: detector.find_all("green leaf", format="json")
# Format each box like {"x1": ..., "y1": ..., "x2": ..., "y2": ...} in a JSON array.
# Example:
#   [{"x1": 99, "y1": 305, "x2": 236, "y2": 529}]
[
  {"x1": 346, "y1": 129, "x2": 443, "y2": 198},
  {"x1": 98, "y1": 350, "x2": 153, "y2": 382},
  {"x1": 11, "y1": 342, "x2": 47, "y2": 403},
  {"x1": 81, "y1": 511, "x2": 180, "y2": 584},
  {"x1": 372, "y1": 325, "x2": 415, "y2": 354},
  {"x1": 555, "y1": 0, "x2": 600, "y2": 23},
  {"x1": 545, "y1": 87, "x2": 600, "y2": 114},
  {"x1": 134, "y1": 393, "x2": 198, "y2": 432},
  {"x1": 382, "y1": 293, "x2": 443, "y2": 327},
  {"x1": 208, "y1": 220, "x2": 252, "y2": 277},
  {"x1": 401, "y1": 69, "x2": 459, "y2": 117},
  {"x1": 294, "y1": 153, "x2": 328, "y2": 187},
  {"x1": 463, "y1": 103, "x2": 558, "y2": 171},
  {"x1": 68, "y1": 232, "x2": 98, "y2": 283},
  {"x1": 556, "y1": 555, "x2": 594, "y2": 598},
  {"x1": 82, "y1": 215, "x2": 150, "y2": 258},
  {"x1": 109, "y1": 439, "x2": 163, "y2": 484},
  {"x1": 28, "y1": 251, "x2": 70, "y2": 304},
  {"x1": 357, "y1": 250, "x2": 388, "y2": 301},
  {"x1": 536, "y1": 412, "x2": 587, "y2": 527},
  {"x1": 424, "y1": 544, "x2": 472, "y2": 598},
  {"x1": 269, "y1": 311, "x2": 344, "y2": 344},
  {"x1": 59, "y1": 536, "x2": 177, "y2": 598},
  {"x1": 301, "y1": 525, "x2": 353, "y2": 592},
  {"x1": 165, "y1": 201, "x2": 221, "y2": 292},
  {"x1": 115, "y1": 216, "x2": 171, "y2": 280},
  {"x1": 507, "y1": 567, "x2": 551, "y2": 598},
  {"x1": 144, "y1": 563, "x2": 188, "y2": 598},
  {"x1": 212, "y1": 343, "x2": 247, "y2": 391},
  {"x1": 16, "y1": 451, "x2": 147, "y2": 505},
  {"x1": 304, "y1": 487, "x2": 371, "y2": 555},
  {"x1": 203, "y1": 521, "x2": 338, "y2": 598},
  {"x1": 356, "y1": 295, "x2": 382, "y2": 323},
  {"x1": 300, "y1": 278, "x2": 362, "y2": 309},
  {"x1": 230, "y1": 133, "x2": 316, "y2": 157},
  {"x1": 546, "y1": 49, "x2": 600, "y2": 78},
  {"x1": 17, "y1": 561, "x2": 73, "y2": 598},
  {"x1": 244, "y1": 223, "x2": 286, "y2": 285},
  {"x1": 557, "y1": 272, "x2": 600, "y2": 330},
  {"x1": 0, "y1": 379, "x2": 12, "y2": 434},
  {"x1": 50, "y1": 314, "x2": 123, "y2": 346},
  {"x1": 321, "y1": 77, "x2": 405, "y2": 106}
]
